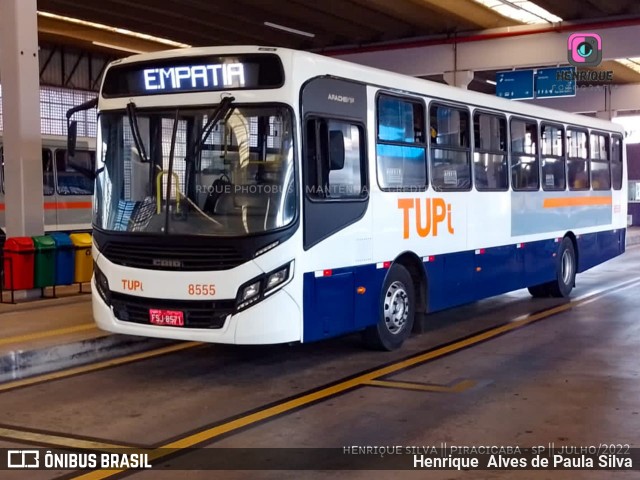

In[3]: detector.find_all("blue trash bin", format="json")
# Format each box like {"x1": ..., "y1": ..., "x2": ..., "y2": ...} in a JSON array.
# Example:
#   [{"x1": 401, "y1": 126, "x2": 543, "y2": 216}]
[{"x1": 50, "y1": 232, "x2": 75, "y2": 285}]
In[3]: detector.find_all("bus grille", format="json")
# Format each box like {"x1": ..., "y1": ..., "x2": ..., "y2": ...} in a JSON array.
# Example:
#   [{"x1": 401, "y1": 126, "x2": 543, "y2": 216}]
[
  {"x1": 101, "y1": 242, "x2": 246, "y2": 271},
  {"x1": 111, "y1": 292, "x2": 234, "y2": 329}
]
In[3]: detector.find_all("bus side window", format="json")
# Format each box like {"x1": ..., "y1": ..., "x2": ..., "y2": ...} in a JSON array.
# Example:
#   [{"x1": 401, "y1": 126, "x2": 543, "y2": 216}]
[
  {"x1": 55, "y1": 149, "x2": 95, "y2": 195},
  {"x1": 590, "y1": 132, "x2": 611, "y2": 190},
  {"x1": 376, "y1": 94, "x2": 427, "y2": 191},
  {"x1": 430, "y1": 104, "x2": 471, "y2": 191},
  {"x1": 305, "y1": 117, "x2": 365, "y2": 199},
  {"x1": 567, "y1": 128, "x2": 589, "y2": 190},
  {"x1": 43, "y1": 149, "x2": 54, "y2": 196},
  {"x1": 540, "y1": 124, "x2": 566, "y2": 191},
  {"x1": 510, "y1": 118, "x2": 539, "y2": 191},
  {"x1": 611, "y1": 134, "x2": 623, "y2": 190},
  {"x1": 473, "y1": 112, "x2": 508, "y2": 191}
]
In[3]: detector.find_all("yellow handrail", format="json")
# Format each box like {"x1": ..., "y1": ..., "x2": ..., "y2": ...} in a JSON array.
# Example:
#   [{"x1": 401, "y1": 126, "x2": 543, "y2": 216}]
[{"x1": 155, "y1": 171, "x2": 181, "y2": 214}]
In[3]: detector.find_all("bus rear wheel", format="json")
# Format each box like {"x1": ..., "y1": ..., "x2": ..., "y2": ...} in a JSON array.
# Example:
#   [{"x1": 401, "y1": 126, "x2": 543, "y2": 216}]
[
  {"x1": 363, "y1": 263, "x2": 415, "y2": 351},
  {"x1": 548, "y1": 237, "x2": 576, "y2": 297},
  {"x1": 527, "y1": 237, "x2": 576, "y2": 298}
]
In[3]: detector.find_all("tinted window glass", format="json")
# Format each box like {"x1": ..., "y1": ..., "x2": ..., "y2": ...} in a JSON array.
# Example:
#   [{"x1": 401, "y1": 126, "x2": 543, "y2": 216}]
[
  {"x1": 473, "y1": 113, "x2": 507, "y2": 191},
  {"x1": 430, "y1": 105, "x2": 471, "y2": 190},
  {"x1": 43, "y1": 149, "x2": 54, "y2": 196},
  {"x1": 511, "y1": 119, "x2": 539, "y2": 191},
  {"x1": 611, "y1": 134, "x2": 623, "y2": 190},
  {"x1": 306, "y1": 118, "x2": 365, "y2": 199},
  {"x1": 541, "y1": 124, "x2": 565, "y2": 191},
  {"x1": 376, "y1": 94, "x2": 426, "y2": 190},
  {"x1": 55, "y1": 149, "x2": 95, "y2": 195},
  {"x1": 567, "y1": 128, "x2": 590, "y2": 190},
  {"x1": 377, "y1": 95, "x2": 424, "y2": 143}
]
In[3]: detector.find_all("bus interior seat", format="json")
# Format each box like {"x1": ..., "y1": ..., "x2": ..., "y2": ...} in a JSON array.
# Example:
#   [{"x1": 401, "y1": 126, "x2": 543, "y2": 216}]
[{"x1": 203, "y1": 175, "x2": 232, "y2": 214}]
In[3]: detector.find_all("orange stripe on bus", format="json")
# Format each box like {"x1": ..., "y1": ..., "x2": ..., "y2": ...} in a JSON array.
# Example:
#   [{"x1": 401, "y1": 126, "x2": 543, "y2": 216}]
[
  {"x1": 543, "y1": 196, "x2": 612, "y2": 208},
  {"x1": 0, "y1": 202, "x2": 92, "y2": 211},
  {"x1": 45, "y1": 202, "x2": 93, "y2": 210}
]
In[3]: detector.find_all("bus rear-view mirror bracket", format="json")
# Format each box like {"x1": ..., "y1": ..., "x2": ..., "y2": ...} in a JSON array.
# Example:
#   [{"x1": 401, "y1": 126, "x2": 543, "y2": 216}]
[{"x1": 66, "y1": 97, "x2": 98, "y2": 178}]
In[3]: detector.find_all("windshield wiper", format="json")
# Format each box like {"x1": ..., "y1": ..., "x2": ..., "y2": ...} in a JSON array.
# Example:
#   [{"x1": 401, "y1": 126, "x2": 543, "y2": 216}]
[
  {"x1": 190, "y1": 95, "x2": 235, "y2": 163},
  {"x1": 126, "y1": 102, "x2": 149, "y2": 163}
]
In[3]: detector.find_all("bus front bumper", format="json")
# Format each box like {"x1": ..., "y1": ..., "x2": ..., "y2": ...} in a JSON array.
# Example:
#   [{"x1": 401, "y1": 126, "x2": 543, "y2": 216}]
[{"x1": 92, "y1": 280, "x2": 302, "y2": 345}]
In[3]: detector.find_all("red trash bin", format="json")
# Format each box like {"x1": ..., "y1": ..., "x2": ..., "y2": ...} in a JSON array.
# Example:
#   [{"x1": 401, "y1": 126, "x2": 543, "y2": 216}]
[{"x1": 3, "y1": 237, "x2": 35, "y2": 290}]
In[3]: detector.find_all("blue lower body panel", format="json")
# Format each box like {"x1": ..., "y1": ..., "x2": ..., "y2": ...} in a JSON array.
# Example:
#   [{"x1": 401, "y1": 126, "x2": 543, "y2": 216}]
[
  {"x1": 302, "y1": 229, "x2": 625, "y2": 343},
  {"x1": 302, "y1": 265, "x2": 386, "y2": 342}
]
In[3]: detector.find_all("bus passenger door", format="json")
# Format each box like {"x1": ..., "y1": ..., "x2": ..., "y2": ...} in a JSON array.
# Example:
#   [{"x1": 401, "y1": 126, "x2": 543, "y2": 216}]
[
  {"x1": 300, "y1": 78, "x2": 370, "y2": 341},
  {"x1": 43, "y1": 149, "x2": 57, "y2": 230}
]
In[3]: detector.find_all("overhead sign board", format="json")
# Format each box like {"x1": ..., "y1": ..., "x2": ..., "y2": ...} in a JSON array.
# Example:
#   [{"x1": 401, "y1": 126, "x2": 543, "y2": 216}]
[
  {"x1": 495, "y1": 70, "x2": 534, "y2": 100},
  {"x1": 535, "y1": 67, "x2": 577, "y2": 98}
]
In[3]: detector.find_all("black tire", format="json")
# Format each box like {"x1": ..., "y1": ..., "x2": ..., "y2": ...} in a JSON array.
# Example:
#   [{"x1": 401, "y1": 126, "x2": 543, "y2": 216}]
[
  {"x1": 547, "y1": 237, "x2": 576, "y2": 297},
  {"x1": 527, "y1": 284, "x2": 549, "y2": 298},
  {"x1": 363, "y1": 263, "x2": 415, "y2": 351}
]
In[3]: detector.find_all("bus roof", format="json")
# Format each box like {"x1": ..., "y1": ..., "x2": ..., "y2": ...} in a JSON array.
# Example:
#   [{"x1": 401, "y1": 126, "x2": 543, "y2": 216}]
[{"x1": 103, "y1": 45, "x2": 623, "y2": 134}]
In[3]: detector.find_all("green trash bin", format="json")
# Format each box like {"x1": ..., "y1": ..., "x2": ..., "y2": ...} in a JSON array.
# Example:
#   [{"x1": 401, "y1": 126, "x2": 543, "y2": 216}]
[{"x1": 33, "y1": 235, "x2": 56, "y2": 288}]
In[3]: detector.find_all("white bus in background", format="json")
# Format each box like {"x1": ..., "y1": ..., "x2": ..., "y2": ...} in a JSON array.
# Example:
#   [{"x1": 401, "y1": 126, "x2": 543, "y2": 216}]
[
  {"x1": 0, "y1": 134, "x2": 95, "y2": 234},
  {"x1": 70, "y1": 46, "x2": 626, "y2": 351}
]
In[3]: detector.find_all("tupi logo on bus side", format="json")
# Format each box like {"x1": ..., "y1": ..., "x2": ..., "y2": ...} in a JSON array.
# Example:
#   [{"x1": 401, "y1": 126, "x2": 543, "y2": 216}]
[{"x1": 398, "y1": 198, "x2": 454, "y2": 239}]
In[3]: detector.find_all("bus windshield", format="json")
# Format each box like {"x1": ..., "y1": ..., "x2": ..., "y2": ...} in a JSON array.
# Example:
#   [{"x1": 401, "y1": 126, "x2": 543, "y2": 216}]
[{"x1": 95, "y1": 105, "x2": 296, "y2": 236}]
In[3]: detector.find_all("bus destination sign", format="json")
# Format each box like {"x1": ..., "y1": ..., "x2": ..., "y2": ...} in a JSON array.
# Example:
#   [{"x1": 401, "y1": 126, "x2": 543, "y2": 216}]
[
  {"x1": 102, "y1": 54, "x2": 284, "y2": 97},
  {"x1": 143, "y1": 63, "x2": 246, "y2": 91}
]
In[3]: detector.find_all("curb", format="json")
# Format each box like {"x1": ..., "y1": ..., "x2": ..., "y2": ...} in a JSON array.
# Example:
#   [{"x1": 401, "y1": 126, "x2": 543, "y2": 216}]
[
  {"x1": 0, "y1": 334, "x2": 173, "y2": 383},
  {"x1": 626, "y1": 236, "x2": 640, "y2": 247}
]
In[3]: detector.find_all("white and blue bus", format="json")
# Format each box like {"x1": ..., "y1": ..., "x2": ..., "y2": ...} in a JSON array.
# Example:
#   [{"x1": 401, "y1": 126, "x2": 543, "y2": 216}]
[{"x1": 72, "y1": 46, "x2": 626, "y2": 350}]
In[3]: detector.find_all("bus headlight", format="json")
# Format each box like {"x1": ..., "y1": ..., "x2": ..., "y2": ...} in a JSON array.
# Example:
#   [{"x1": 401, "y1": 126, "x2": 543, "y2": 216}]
[
  {"x1": 94, "y1": 263, "x2": 111, "y2": 305},
  {"x1": 264, "y1": 264, "x2": 291, "y2": 295},
  {"x1": 236, "y1": 261, "x2": 293, "y2": 311},
  {"x1": 240, "y1": 281, "x2": 261, "y2": 303}
]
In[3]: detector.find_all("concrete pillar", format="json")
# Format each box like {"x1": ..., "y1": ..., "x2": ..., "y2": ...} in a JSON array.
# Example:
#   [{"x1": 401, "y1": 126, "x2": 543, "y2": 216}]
[
  {"x1": 595, "y1": 85, "x2": 613, "y2": 121},
  {"x1": 0, "y1": 0, "x2": 44, "y2": 238},
  {"x1": 596, "y1": 110, "x2": 614, "y2": 121},
  {"x1": 443, "y1": 70, "x2": 474, "y2": 89}
]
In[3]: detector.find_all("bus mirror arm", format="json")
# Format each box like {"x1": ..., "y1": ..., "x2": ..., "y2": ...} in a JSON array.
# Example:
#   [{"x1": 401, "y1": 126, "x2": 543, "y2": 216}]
[{"x1": 66, "y1": 97, "x2": 98, "y2": 158}]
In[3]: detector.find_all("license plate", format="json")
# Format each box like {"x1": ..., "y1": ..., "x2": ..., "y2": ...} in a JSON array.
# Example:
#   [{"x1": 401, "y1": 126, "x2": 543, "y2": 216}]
[{"x1": 149, "y1": 309, "x2": 184, "y2": 327}]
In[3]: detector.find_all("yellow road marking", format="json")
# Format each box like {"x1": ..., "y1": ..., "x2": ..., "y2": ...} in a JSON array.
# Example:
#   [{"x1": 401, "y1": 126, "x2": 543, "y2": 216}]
[
  {"x1": 0, "y1": 324, "x2": 97, "y2": 347},
  {"x1": 0, "y1": 426, "x2": 132, "y2": 451},
  {"x1": 0, "y1": 342, "x2": 202, "y2": 393},
  {"x1": 364, "y1": 379, "x2": 476, "y2": 393},
  {"x1": 75, "y1": 283, "x2": 632, "y2": 480}
]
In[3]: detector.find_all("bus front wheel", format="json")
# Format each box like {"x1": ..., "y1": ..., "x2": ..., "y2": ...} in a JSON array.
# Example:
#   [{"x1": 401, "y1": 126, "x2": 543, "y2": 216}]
[{"x1": 363, "y1": 263, "x2": 415, "y2": 351}]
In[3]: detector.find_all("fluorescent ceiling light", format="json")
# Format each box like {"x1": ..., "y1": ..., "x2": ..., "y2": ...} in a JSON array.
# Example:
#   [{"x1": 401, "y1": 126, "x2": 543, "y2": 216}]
[
  {"x1": 38, "y1": 11, "x2": 191, "y2": 48},
  {"x1": 616, "y1": 58, "x2": 640, "y2": 74},
  {"x1": 472, "y1": 0, "x2": 562, "y2": 24},
  {"x1": 486, "y1": 79, "x2": 497, "y2": 85},
  {"x1": 264, "y1": 21, "x2": 315, "y2": 38},
  {"x1": 92, "y1": 41, "x2": 145, "y2": 54}
]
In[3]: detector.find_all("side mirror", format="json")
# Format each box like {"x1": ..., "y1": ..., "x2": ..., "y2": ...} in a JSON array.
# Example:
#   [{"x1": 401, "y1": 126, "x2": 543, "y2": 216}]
[
  {"x1": 329, "y1": 130, "x2": 345, "y2": 170},
  {"x1": 67, "y1": 120, "x2": 78, "y2": 157}
]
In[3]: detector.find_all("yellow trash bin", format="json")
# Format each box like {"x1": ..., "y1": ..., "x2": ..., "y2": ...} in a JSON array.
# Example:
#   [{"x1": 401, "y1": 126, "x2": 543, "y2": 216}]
[{"x1": 69, "y1": 233, "x2": 93, "y2": 283}]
